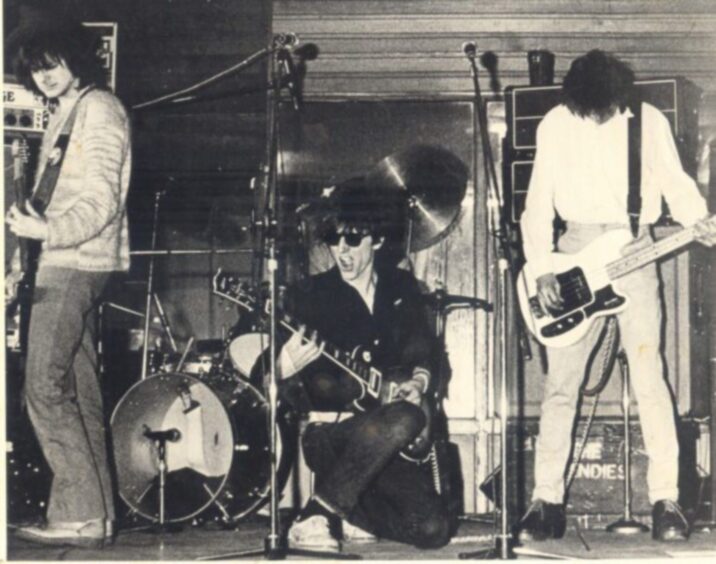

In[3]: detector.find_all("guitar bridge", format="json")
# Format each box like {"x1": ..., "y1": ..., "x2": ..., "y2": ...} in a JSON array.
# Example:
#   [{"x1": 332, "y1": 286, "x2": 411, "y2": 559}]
[
  {"x1": 367, "y1": 368, "x2": 382, "y2": 398},
  {"x1": 542, "y1": 310, "x2": 585, "y2": 338}
]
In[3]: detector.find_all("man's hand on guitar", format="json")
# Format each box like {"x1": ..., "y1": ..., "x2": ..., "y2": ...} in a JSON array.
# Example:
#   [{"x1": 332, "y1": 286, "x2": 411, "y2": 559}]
[
  {"x1": 278, "y1": 325, "x2": 324, "y2": 379},
  {"x1": 6, "y1": 202, "x2": 48, "y2": 241},
  {"x1": 5, "y1": 270, "x2": 24, "y2": 303},
  {"x1": 395, "y1": 374, "x2": 428, "y2": 406},
  {"x1": 395, "y1": 380, "x2": 423, "y2": 406},
  {"x1": 694, "y1": 216, "x2": 716, "y2": 247},
  {"x1": 536, "y1": 272, "x2": 563, "y2": 315}
]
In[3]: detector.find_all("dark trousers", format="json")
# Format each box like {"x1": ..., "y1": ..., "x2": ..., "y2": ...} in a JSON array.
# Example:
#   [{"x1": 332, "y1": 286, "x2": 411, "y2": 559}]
[
  {"x1": 24, "y1": 266, "x2": 114, "y2": 523},
  {"x1": 302, "y1": 401, "x2": 451, "y2": 549}
]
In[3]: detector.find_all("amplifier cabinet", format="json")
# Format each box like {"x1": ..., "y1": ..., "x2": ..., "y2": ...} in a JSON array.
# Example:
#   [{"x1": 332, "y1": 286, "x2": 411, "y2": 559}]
[
  {"x1": 503, "y1": 78, "x2": 702, "y2": 224},
  {"x1": 489, "y1": 418, "x2": 701, "y2": 521}
]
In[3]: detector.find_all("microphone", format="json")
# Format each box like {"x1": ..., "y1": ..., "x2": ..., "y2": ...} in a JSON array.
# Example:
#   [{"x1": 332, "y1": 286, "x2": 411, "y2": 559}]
[
  {"x1": 480, "y1": 50, "x2": 501, "y2": 93},
  {"x1": 278, "y1": 50, "x2": 302, "y2": 111},
  {"x1": 143, "y1": 426, "x2": 182, "y2": 443},
  {"x1": 274, "y1": 32, "x2": 298, "y2": 47},
  {"x1": 462, "y1": 41, "x2": 477, "y2": 60}
]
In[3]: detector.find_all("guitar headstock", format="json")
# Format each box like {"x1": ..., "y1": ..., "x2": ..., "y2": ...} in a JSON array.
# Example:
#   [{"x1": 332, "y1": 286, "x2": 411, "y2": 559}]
[{"x1": 212, "y1": 269, "x2": 257, "y2": 312}]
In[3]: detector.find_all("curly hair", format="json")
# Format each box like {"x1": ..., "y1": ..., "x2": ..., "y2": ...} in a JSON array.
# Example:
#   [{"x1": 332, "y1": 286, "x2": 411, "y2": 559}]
[
  {"x1": 14, "y1": 21, "x2": 106, "y2": 99},
  {"x1": 562, "y1": 49, "x2": 635, "y2": 117}
]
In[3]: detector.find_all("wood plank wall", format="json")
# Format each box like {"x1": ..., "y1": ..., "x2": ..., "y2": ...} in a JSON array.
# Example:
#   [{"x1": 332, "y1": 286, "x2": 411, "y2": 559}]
[{"x1": 274, "y1": 0, "x2": 716, "y2": 123}]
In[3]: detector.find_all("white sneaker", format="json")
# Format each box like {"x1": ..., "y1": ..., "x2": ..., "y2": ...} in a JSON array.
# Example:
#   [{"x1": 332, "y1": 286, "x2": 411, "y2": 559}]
[
  {"x1": 342, "y1": 520, "x2": 377, "y2": 543},
  {"x1": 14, "y1": 519, "x2": 105, "y2": 549},
  {"x1": 287, "y1": 515, "x2": 341, "y2": 552}
]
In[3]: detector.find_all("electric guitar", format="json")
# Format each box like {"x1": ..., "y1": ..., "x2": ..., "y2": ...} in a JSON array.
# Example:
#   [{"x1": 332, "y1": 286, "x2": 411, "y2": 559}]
[
  {"x1": 212, "y1": 269, "x2": 435, "y2": 462},
  {"x1": 517, "y1": 215, "x2": 716, "y2": 348},
  {"x1": 6, "y1": 137, "x2": 37, "y2": 352}
]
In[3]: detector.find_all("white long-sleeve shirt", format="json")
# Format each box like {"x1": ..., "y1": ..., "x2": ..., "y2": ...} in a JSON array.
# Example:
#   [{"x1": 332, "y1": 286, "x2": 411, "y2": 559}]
[{"x1": 520, "y1": 102, "x2": 708, "y2": 278}]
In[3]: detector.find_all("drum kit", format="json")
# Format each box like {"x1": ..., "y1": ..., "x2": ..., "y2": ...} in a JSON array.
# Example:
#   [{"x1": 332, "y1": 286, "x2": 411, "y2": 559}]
[{"x1": 109, "y1": 143, "x2": 478, "y2": 529}]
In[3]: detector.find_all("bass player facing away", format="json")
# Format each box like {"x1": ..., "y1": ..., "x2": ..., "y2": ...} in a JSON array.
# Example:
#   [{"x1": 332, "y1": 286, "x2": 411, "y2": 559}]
[
  {"x1": 276, "y1": 177, "x2": 453, "y2": 551},
  {"x1": 518, "y1": 49, "x2": 716, "y2": 543}
]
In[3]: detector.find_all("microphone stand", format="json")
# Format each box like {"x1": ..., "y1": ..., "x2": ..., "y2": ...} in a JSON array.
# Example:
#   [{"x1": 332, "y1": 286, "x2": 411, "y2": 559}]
[
  {"x1": 459, "y1": 45, "x2": 518, "y2": 561},
  {"x1": 140, "y1": 190, "x2": 164, "y2": 380},
  {"x1": 199, "y1": 34, "x2": 357, "y2": 562}
]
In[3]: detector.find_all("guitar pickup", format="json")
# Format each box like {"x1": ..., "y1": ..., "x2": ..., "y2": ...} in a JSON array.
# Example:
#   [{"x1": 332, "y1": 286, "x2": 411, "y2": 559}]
[{"x1": 529, "y1": 296, "x2": 545, "y2": 319}]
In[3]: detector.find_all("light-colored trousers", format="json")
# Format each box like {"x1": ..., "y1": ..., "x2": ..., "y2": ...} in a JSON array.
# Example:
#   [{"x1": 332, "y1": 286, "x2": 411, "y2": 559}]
[{"x1": 532, "y1": 223, "x2": 679, "y2": 506}]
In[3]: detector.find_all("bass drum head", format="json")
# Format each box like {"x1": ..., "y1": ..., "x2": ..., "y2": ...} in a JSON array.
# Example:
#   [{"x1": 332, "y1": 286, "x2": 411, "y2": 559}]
[
  {"x1": 111, "y1": 373, "x2": 233, "y2": 523},
  {"x1": 205, "y1": 377, "x2": 295, "y2": 524},
  {"x1": 111, "y1": 371, "x2": 295, "y2": 524}
]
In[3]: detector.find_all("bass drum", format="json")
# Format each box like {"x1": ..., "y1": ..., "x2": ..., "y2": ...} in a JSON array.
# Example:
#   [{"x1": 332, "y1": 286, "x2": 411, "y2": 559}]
[{"x1": 110, "y1": 371, "x2": 294, "y2": 524}]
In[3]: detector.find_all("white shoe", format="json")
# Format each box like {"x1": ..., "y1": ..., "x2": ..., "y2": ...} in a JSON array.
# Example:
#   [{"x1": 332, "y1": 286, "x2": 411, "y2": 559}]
[
  {"x1": 287, "y1": 515, "x2": 341, "y2": 552},
  {"x1": 14, "y1": 519, "x2": 105, "y2": 549},
  {"x1": 342, "y1": 520, "x2": 377, "y2": 543}
]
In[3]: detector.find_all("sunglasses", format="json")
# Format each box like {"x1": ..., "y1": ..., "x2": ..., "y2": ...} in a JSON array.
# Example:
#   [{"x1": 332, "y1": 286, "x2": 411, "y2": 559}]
[{"x1": 322, "y1": 230, "x2": 369, "y2": 247}]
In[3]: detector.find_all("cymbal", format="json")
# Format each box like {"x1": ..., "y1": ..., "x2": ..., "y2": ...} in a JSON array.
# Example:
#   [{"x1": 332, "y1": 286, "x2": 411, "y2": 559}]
[{"x1": 367, "y1": 144, "x2": 468, "y2": 252}]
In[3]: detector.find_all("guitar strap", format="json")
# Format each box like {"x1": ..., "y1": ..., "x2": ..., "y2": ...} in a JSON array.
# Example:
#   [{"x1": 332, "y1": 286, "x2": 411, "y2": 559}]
[
  {"x1": 627, "y1": 96, "x2": 643, "y2": 239},
  {"x1": 31, "y1": 86, "x2": 95, "y2": 215}
]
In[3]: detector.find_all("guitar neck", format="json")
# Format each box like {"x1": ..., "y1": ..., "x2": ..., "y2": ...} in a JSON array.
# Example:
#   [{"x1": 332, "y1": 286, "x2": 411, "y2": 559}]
[
  {"x1": 606, "y1": 225, "x2": 697, "y2": 280},
  {"x1": 277, "y1": 315, "x2": 380, "y2": 397},
  {"x1": 13, "y1": 162, "x2": 31, "y2": 273},
  {"x1": 212, "y1": 273, "x2": 383, "y2": 399}
]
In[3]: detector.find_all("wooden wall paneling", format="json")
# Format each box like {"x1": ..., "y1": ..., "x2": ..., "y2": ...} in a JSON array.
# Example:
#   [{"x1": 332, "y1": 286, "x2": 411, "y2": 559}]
[
  {"x1": 274, "y1": 1, "x2": 716, "y2": 111},
  {"x1": 275, "y1": 1, "x2": 716, "y2": 16}
]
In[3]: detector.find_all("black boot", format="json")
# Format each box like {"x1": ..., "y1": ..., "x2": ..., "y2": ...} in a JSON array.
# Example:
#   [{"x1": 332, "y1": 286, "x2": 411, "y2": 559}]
[
  {"x1": 514, "y1": 500, "x2": 566, "y2": 543},
  {"x1": 652, "y1": 500, "x2": 689, "y2": 542}
]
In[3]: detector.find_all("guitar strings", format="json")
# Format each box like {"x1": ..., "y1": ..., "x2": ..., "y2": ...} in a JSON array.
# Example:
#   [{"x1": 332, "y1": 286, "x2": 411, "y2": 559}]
[{"x1": 537, "y1": 231, "x2": 694, "y2": 312}]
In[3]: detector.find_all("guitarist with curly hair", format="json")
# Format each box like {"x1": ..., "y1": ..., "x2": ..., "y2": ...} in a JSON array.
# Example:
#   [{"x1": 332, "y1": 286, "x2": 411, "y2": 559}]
[{"x1": 518, "y1": 50, "x2": 716, "y2": 544}]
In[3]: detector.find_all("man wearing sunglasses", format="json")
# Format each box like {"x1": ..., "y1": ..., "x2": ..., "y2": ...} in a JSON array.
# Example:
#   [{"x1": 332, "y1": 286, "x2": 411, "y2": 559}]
[{"x1": 277, "y1": 178, "x2": 453, "y2": 551}]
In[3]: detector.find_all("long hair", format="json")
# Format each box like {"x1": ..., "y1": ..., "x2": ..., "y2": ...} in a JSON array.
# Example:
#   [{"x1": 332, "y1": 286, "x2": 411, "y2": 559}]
[
  {"x1": 14, "y1": 22, "x2": 106, "y2": 99},
  {"x1": 562, "y1": 49, "x2": 635, "y2": 117}
]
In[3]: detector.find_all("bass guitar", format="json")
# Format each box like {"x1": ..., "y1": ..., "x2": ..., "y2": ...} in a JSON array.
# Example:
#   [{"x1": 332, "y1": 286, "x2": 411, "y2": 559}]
[
  {"x1": 517, "y1": 215, "x2": 716, "y2": 348},
  {"x1": 6, "y1": 137, "x2": 37, "y2": 352},
  {"x1": 213, "y1": 269, "x2": 435, "y2": 462}
]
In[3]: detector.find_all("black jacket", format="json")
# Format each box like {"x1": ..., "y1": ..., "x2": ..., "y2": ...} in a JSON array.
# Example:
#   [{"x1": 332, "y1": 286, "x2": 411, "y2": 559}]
[{"x1": 280, "y1": 266, "x2": 438, "y2": 412}]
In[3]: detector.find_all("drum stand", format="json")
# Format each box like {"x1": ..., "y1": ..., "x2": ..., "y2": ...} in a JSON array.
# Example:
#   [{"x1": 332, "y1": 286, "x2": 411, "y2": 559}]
[
  {"x1": 140, "y1": 430, "x2": 183, "y2": 535},
  {"x1": 606, "y1": 351, "x2": 649, "y2": 535},
  {"x1": 141, "y1": 190, "x2": 164, "y2": 379}
]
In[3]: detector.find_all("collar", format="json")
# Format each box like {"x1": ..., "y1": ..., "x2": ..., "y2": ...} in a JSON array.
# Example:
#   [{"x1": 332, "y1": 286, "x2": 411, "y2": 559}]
[{"x1": 579, "y1": 107, "x2": 631, "y2": 128}]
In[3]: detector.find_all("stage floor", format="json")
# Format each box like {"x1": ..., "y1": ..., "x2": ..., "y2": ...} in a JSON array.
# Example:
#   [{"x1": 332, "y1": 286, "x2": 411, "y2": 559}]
[{"x1": 6, "y1": 515, "x2": 716, "y2": 561}]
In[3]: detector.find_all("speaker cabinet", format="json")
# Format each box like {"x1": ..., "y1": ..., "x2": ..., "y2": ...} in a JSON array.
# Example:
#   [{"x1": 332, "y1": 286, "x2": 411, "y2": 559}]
[
  {"x1": 489, "y1": 418, "x2": 700, "y2": 521},
  {"x1": 503, "y1": 78, "x2": 702, "y2": 223}
]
